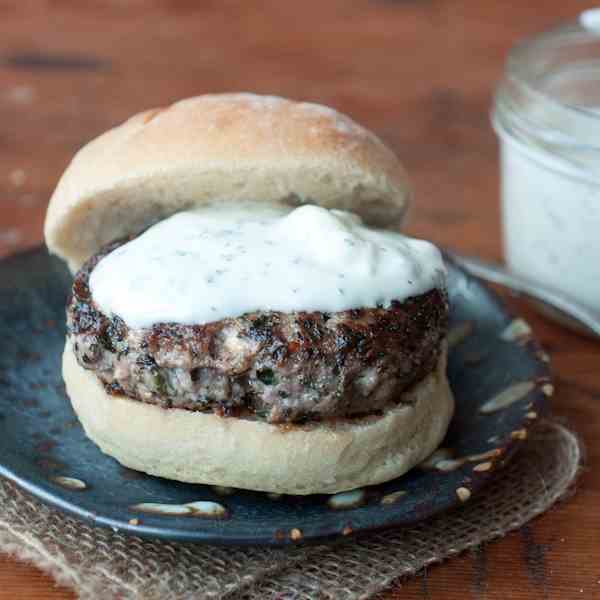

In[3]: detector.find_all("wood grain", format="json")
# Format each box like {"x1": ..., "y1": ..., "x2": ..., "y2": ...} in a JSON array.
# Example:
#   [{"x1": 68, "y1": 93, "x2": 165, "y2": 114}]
[{"x1": 0, "y1": 1, "x2": 598, "y2": 598}]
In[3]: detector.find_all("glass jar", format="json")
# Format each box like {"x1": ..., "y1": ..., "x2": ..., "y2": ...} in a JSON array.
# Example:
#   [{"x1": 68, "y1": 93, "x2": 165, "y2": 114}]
[{"x1": 492, "y1": 9, "x2": 600, "y2": 312}]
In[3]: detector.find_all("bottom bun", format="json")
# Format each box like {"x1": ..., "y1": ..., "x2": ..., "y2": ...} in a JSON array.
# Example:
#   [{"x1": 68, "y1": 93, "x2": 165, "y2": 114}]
[{"x1": 63, "y1": 341, "x2": 454, "y2": 494}]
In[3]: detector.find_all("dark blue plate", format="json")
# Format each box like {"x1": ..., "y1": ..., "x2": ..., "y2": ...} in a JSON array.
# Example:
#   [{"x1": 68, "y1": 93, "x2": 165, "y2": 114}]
[{"x1": 0, "y1": 248, "x2": 550, "y2": 545}]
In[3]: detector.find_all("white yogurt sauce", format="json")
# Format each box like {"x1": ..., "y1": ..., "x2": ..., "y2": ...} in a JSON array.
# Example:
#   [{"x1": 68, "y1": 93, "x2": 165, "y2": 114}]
[{"x1": 89, "y1": 202, "x2": 445, "y2": 328}]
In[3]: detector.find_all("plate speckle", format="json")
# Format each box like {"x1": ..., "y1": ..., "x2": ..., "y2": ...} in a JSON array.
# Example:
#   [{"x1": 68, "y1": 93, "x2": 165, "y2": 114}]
[
  {"x1": 427, "y1": 448, "x2": 503, "y2": 472},
  {"x1": 51, "y1": 476, "x2": 87, "y2": 490},
  {"x1": 500, "y1": 319, "x2": 532, "y2": 343},
  {"x1": 456, "y1": 487, "x2": 471, "y2": 502},
  {"x1": 131, "y1": 503, "x2": 194, "y2": 516},
  {"x1": 327, "y1": 489, "x2": 366, "y2": 510},
  {"x1": 480, "y1": 382, "x2": 536, "y2": 414},
  {"x1": 185, "y1": 501, "x2": 229, "y2": 519},
  {"x1": 130, "y1": 501, "x2": 228, "y2": 518},
  {"x1": 466, "y1": 449, "x2": 503, "y2": 462},
  {"x1": 434, "y1": 459, "x2": 465, "y2": 472},
  {"x1": 473, "y1": 462, "x2": 492, "y2": 473},
  {"x1": 542, "y1": 383, "x2": 554, "y2": 397},
  {"x1": 380, "y1": 490, "x2": 406, "y2": 505}
]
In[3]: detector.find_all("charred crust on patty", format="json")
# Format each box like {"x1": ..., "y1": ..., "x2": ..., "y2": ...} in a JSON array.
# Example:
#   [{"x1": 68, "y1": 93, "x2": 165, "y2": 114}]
[{"x1": 67, "y1": 239, "x2": 449, "y2": 424}]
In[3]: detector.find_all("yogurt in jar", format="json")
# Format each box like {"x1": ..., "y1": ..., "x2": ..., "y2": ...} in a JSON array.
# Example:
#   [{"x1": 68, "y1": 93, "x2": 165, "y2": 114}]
[
  {"x1": 497, "y1": 131, "x2": 600, "y2": 311},
  {"x1": 493, "y1": 11, "x2": 600, "y2": 312}
]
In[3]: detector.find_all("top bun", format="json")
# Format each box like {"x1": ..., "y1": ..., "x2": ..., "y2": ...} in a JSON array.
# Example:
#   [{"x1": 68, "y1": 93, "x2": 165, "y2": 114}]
[{"x1": 45, "y1": 93, "x2": 411, "y2": 272}]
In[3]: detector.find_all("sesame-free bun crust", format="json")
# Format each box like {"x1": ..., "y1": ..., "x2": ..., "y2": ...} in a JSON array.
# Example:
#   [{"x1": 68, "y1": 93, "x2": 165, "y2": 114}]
[
  {"x1": 63, "y1": 341, "x2": 453, "y2": 495},
  {"x1": 45, "y1": 93, "x2": 411, "y2": 272}
]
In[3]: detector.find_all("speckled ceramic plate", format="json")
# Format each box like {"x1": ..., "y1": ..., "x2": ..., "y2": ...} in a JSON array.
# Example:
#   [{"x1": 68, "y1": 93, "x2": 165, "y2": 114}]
[{"x1": 0, "y1": 248, "x2": 550, "y2": 545}]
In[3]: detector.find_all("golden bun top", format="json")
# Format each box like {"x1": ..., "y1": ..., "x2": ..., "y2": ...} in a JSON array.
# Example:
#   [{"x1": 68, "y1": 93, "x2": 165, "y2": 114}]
[{"x1": 44, "y1": 93, "x2": 411, "y2": 272}]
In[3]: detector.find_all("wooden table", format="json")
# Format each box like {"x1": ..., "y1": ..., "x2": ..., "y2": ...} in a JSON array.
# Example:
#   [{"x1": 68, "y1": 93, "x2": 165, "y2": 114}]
[{"x1": 0, "y1": 1, "x2": 598, "y2": 597}]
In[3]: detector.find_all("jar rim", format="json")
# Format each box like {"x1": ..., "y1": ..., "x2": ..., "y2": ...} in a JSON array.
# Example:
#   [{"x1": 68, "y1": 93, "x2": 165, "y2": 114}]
[
  {"x1": 496, "y1": 12, "x2": 600, "y2": 156},
  {"x1": 507, "y1": 20, "x2": 600, "y2": 121}
]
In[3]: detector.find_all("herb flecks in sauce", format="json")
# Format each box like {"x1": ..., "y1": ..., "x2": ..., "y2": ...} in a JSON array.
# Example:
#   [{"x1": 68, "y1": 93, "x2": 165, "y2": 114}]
[{"x1": 89, "y1": 202, "x2": 445, "y2": 328}]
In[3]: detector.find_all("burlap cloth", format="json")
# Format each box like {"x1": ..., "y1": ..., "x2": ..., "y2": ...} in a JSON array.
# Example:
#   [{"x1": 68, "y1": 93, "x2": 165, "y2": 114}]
[{"x1": 0, "y1": 420, "x2": 581, "y2": 599}]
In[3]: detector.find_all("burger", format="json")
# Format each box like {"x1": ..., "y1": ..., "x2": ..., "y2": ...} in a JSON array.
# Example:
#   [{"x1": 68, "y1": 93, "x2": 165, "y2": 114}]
[{"x1": 44, "y1": 93, "x2": 454, "y2": 495}]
